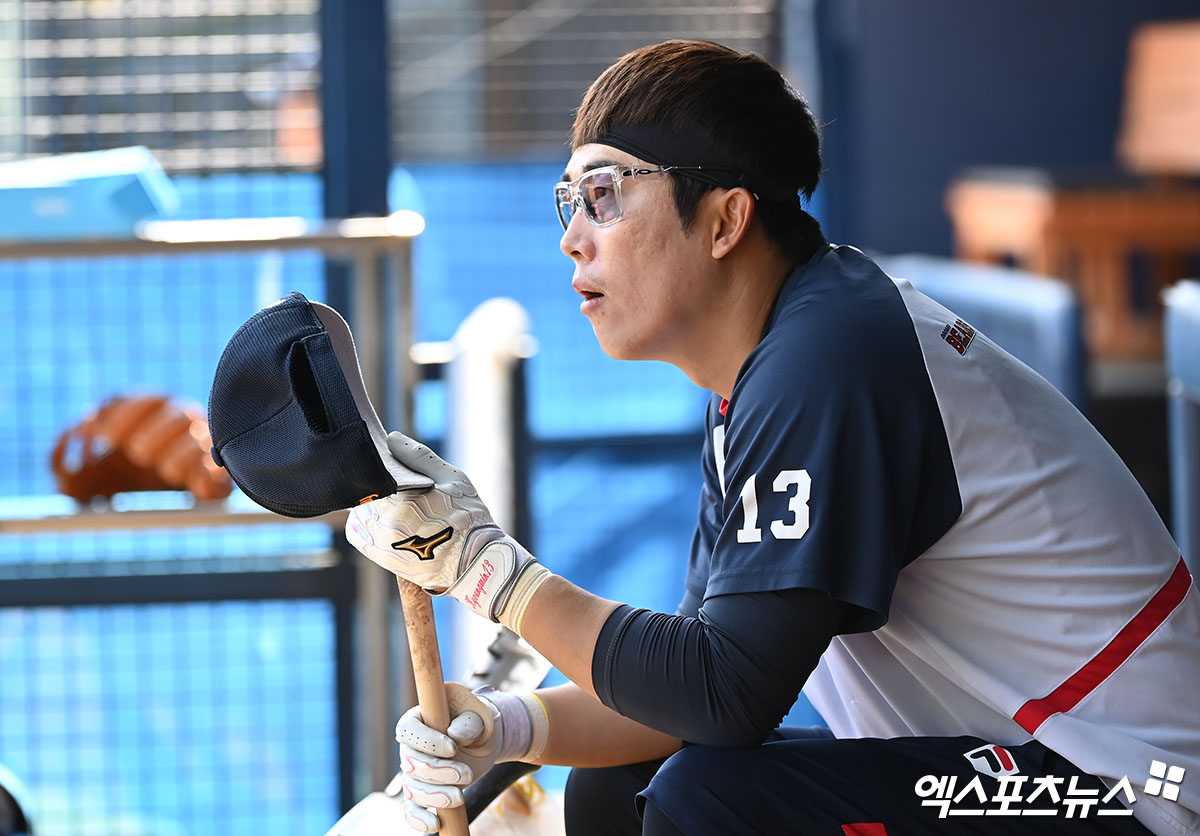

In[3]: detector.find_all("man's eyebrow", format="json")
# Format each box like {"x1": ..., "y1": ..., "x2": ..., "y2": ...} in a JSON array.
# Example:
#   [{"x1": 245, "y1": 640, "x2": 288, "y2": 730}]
[{"x1": 561, "y1": 159, "x2": 622, "y2": 182}]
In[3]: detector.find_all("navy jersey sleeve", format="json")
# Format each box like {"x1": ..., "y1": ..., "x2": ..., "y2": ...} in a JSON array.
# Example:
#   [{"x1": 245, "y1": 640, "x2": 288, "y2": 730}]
[{"x1": 703, "y1": 251, "x2": 961, "y2": 632}]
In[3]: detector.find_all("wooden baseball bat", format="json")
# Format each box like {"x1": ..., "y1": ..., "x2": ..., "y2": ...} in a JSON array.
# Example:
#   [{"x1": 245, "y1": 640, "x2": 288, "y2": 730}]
[{"x1": 397, "y1": 576, "x2": 471, "y2": 836}]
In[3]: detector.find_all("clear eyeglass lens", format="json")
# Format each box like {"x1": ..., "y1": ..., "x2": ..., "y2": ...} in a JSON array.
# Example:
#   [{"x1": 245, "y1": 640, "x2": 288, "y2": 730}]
[
  {"x1": 580, "y1": 170, "x2": 619, "y2": 224},
  {"x1": 555, "y1": 185, "x2": 574, "y2": 229}
]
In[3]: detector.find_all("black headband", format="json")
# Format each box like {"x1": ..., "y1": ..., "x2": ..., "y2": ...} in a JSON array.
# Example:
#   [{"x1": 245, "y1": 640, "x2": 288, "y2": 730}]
[{"x1": 593, "y1": 123, "x2": 798, "y2": 203}]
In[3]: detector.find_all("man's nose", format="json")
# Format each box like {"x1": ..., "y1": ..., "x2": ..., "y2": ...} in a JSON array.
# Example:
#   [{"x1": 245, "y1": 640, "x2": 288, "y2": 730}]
[{"x1": 560, "y1": 209, "x2": 593, "y2": 262}]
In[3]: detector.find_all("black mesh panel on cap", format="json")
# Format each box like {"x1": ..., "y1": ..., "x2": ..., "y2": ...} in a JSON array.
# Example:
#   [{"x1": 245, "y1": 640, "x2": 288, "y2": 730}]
[{"x1": 208, "y1": 291, "x2": 429, "y2": 518}]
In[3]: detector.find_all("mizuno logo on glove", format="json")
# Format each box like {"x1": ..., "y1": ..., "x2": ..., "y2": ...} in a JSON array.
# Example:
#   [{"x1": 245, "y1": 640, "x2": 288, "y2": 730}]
[{"x1": 391, "y1": 527, "x2": 454, "y2": 561}]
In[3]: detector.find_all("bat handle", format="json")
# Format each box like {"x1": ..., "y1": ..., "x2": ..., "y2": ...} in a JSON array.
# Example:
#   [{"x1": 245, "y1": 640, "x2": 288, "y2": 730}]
[{"x1": 398, "y1": 577, "x2": 471, "y2": 836}]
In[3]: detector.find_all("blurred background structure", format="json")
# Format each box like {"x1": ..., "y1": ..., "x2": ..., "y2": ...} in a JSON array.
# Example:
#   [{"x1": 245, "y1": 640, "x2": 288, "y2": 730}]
[{"x1": 0, "y1": 1, "x2": 1198, "y2": 833}]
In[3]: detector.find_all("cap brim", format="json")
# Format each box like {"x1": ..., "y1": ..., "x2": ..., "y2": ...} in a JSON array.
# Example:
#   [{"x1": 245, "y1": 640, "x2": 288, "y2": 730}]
[{"x1": 311, "y1": 302, "x2": 432, "y2": 494}]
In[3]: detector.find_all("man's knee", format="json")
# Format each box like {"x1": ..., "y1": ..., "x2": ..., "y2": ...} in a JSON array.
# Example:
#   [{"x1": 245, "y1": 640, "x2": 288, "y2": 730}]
[
  {"x1": 648, "y1": 744, "x2": 728, "y2": 794},
  {"x1": 642, "y1": 743, "x2": 803, "y2": 833},
  {"x1": 564, "y1": 766, "x2": 626, "y2": 826},
  {"x1": 564, "y1": 761, "x2": 663, "y2": 836}
]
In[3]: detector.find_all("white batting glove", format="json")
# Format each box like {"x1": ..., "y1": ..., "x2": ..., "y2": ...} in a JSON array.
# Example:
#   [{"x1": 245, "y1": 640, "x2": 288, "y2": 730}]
[
  {"x1": 346, "y1": 432, "x2": 552, "y2": 632},
  {"x1": 394, "y1": 683, "x2": 550, "y2": 834}
]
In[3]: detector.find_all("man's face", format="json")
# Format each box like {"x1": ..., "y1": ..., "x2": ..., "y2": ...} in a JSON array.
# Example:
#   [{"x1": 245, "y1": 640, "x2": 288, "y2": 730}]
[{"x1": 559, "y1": 143, "x2": 717, "y2": 365}]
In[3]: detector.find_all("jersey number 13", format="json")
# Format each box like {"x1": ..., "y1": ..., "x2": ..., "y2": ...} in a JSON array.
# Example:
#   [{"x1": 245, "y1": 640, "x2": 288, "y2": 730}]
[{"x1": 736, "y1": 470, "x2": 811, "y2": 543}]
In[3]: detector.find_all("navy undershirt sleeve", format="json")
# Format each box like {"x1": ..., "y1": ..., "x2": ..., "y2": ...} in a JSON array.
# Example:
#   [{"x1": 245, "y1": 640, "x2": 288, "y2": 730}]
[{"x1": 592, "y1": 587, "x2": 844, "y2": 747}]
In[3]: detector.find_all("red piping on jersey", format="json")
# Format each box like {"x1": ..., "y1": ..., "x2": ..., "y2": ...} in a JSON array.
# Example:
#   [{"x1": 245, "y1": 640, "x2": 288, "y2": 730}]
[
  {"x1": 841, "y1": 825, "x2": 888, "y2": 836},
  {"x1": 719, "y1": 398, "x2": 728, "y2": 416},
  {"x1": 1014, "y1": 556, "x2": 1193, "y2": 734}
]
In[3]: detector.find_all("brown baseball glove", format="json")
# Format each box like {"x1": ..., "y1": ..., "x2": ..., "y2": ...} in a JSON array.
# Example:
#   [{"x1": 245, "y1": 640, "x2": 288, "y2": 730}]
[{"x1": 51, "y1": 394, "x2": 233, "y2": 503}]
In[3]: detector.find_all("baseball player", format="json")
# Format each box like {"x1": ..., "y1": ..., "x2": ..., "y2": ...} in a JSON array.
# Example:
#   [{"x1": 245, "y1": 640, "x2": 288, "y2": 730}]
[{"x1": 346, "y1": 40, "x2": 1200, "y2": 835}]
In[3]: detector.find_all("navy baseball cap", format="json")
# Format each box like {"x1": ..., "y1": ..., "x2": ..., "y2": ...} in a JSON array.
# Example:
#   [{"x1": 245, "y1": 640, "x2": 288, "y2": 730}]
[{"x1": 208, "y1": 291, "x2": 432, "y2": 518}]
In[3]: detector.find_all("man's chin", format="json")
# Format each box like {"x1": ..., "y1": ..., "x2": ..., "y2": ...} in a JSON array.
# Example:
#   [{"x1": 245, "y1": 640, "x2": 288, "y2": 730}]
[
  {"x1": 595, "y1": 338, "x2": 653, "y2": 364},
  {"x1": 593, "y1": 330, "x2": 629, "y2": 360}
]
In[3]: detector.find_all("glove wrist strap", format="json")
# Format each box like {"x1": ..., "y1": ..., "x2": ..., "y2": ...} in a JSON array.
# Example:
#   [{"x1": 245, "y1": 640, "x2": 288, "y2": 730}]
[
  {"x1": 497, "y1": 563, "x2": 551, "y2": 636},
  {"x1": 487, "y1": 690, "x2": 551, "y2": 763},
  {"x1": 445, "y1": 538, "x2": 551, "y2": 630},
  {"x1": 514, "y1": 691, "x2": 550, "y2": 762}
]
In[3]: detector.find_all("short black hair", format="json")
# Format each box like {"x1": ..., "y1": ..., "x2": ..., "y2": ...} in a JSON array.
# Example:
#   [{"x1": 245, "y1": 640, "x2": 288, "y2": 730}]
[{"x1": 573, "y1": 40, "x2": 823, "y2": 262}]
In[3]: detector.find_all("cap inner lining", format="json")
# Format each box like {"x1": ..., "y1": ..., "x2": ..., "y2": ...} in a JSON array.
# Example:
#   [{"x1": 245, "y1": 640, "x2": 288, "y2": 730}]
[{"x1": 310, "y1": 302, "x2": 431, "y2": 492}]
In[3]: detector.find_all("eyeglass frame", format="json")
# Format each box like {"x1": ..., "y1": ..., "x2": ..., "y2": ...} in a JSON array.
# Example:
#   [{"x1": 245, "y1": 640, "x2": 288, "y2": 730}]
[{"x1": 554, "y1": 164, "x2": 741, "y2": 231}]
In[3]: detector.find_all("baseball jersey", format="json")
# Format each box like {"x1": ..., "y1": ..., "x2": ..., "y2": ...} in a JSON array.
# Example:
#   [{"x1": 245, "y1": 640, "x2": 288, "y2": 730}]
[{"x1": 686, "y1": 243, "x2": 1200, "y2": 836}]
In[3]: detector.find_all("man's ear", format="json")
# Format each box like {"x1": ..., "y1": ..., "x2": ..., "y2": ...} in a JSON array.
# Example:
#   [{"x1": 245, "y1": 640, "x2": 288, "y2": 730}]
[{"x1": 709, "y1": 188, "x2": 756, "y2": 260}]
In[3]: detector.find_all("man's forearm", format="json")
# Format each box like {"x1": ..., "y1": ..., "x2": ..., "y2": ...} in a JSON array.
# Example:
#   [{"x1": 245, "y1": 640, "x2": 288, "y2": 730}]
[
  {"x1": 530, "y1": 682, "x2": 683, "y2": 768},
  {"x1": 523, "y1": 576, "x2": 842, "y2": 750},
  {"x1": 515, "y1": 575, "x2": 682, "y2": 766},
  {"x1": 518, "y1": 574, "x2": 621, "y2": 698}
]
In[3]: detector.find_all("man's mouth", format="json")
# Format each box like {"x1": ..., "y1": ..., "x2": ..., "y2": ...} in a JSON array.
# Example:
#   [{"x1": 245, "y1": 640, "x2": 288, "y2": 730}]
[{"x1": 572, "y1": 275, "x2": 604, "y2": 307}]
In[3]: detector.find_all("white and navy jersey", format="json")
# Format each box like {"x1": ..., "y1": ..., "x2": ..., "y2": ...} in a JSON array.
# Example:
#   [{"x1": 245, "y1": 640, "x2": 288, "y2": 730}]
[{"x1": 686, "y1": 243, "x2": 1200, "y2": 836}]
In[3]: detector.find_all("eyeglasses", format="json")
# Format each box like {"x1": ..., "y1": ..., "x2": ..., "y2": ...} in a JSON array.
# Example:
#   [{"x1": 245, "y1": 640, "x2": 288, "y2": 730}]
[
  {"x1": 557, "y1": 163, "x2": 742, "y2": 230},
  {"x1": 554, "y1": 165, "x2": 670, "y2": 231}
]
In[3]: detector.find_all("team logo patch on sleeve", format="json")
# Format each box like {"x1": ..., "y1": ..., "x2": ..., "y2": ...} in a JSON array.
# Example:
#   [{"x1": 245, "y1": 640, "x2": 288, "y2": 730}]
[{"x1": 940, "y1": 318, "x2": 976, "y2": 355}]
